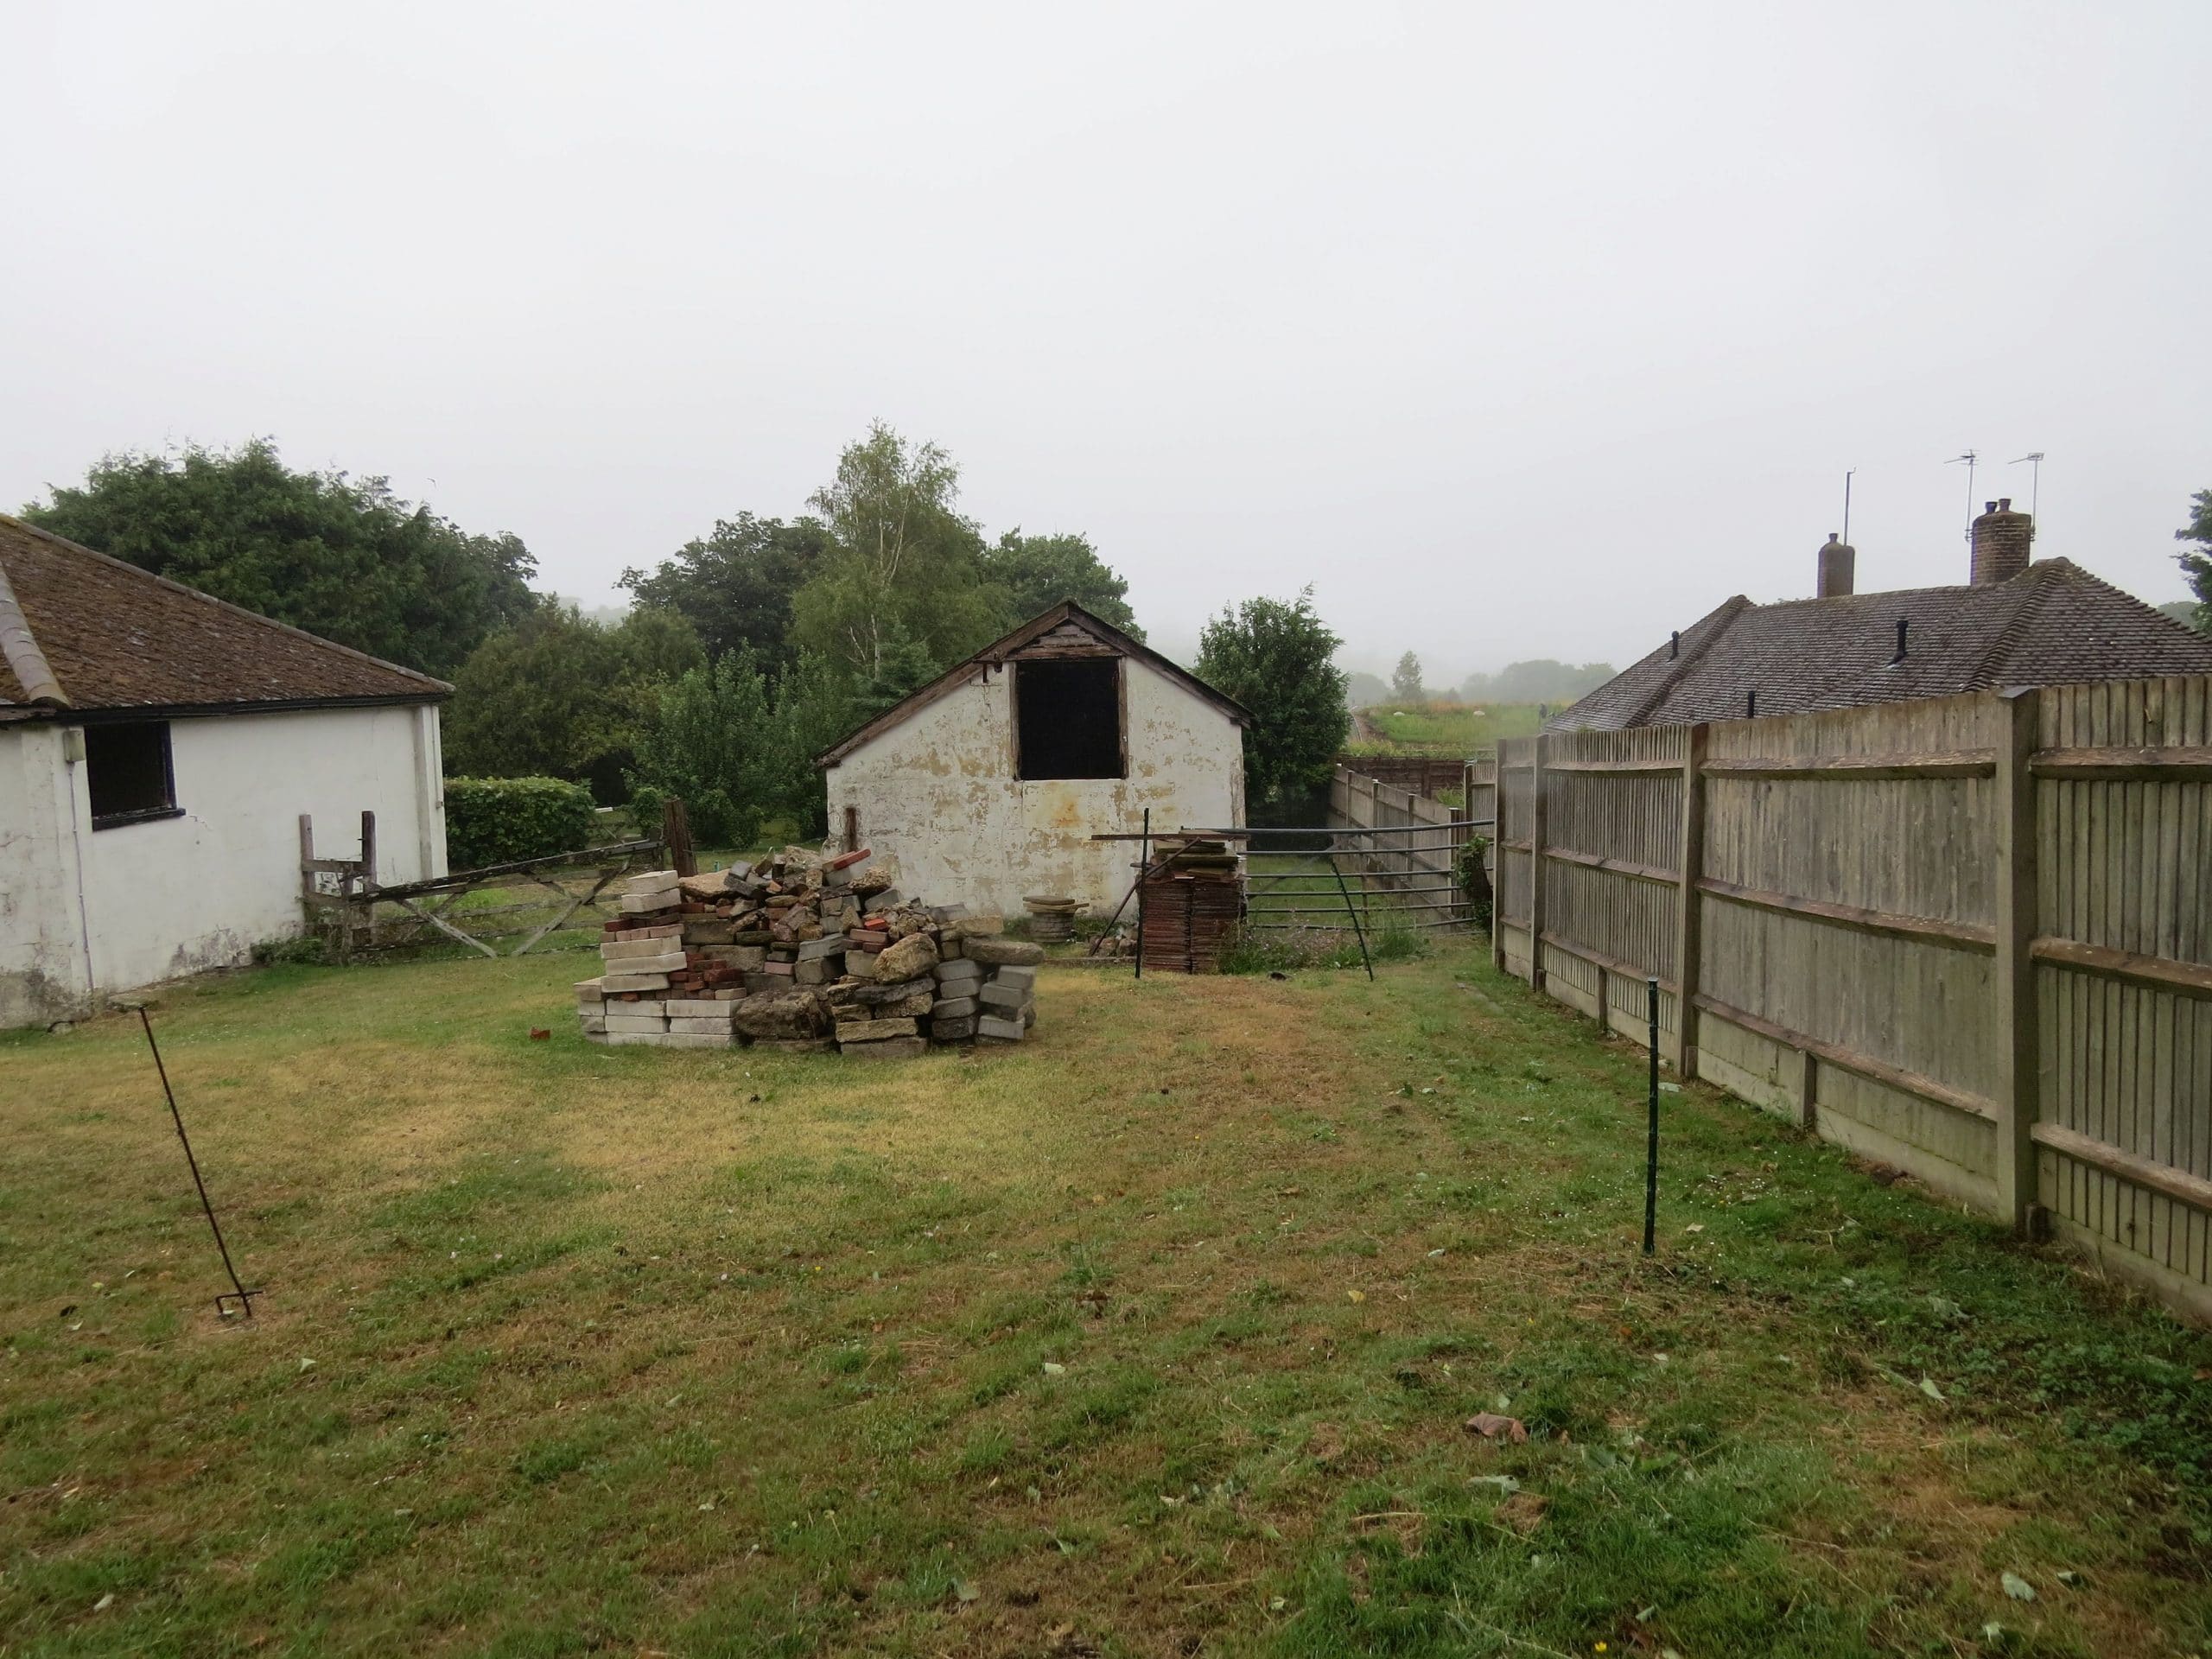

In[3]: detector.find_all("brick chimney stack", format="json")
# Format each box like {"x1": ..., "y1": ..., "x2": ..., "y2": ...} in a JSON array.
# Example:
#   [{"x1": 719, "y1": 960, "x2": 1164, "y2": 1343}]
[
  {"x1": 1816, "y1": 531, "x2": 1855, "y2": 599},
  {"x1": 1970, "y1": 498, "x2": 2034, "y2": 585}
]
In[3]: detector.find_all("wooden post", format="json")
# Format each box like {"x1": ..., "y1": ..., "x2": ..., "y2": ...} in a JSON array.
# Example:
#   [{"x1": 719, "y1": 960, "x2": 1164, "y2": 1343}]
[
  {"x1": 1491, "y1": 751, "x2": 1509, "y2": 974},
  {"x1": 1671, "y1": 723, "x2": 1708, "y2": 1075},
  {"x1": 661, "y1": 797, "x2": 696, "y2": 879},
  {"x1": 359, "y1": 810, "x2": 377, "y2": 889},
  {"x1": 1528, "y1": 734, "x2": 1549, "y2": 992},
  {"x1": 1993, "y1": 686, "x2": 2041, "y2": 1233}
]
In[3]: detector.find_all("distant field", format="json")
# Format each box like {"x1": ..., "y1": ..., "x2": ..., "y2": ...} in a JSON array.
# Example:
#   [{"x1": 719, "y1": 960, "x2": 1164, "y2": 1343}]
[{"x1": 1350, "y1": 700, "x2": 1548, "y2": 753}]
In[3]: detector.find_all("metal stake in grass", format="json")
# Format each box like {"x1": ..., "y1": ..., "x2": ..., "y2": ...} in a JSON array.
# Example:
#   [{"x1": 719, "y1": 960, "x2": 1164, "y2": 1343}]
[
  {"x1": 1643, "y1": 976, "x2": 1660, "y2": 1256},
  {"x1": 137, "y1": 1007, "x2": 261, "y2": 1319}
]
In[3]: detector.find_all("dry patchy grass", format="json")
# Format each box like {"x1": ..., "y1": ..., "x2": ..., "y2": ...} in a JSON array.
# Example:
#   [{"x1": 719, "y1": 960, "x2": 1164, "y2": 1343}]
[{"x1": 2, "y1": 947, "x2": 2209, "y2": 1657}]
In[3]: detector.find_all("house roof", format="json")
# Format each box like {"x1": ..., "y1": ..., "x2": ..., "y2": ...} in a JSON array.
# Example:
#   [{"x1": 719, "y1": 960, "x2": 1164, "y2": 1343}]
[
  {"x1": 0, "y1": 514, "x2": 450, "y2": 721},
  {"x1": 815, "y1": 601, "x2": 1251, "y2": 768},
  {"x1": 1551, "y1": 557, "x2": 2212, "y2": 731}
]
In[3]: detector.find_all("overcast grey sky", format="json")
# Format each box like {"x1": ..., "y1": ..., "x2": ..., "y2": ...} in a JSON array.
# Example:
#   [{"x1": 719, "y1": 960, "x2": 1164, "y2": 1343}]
[{"x1": 5, "y1": 2, "x2": 2206, "y2": 682}]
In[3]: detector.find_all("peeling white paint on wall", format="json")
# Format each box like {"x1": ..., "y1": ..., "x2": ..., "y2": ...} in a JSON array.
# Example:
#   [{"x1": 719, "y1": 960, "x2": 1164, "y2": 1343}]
[
  {"x1": 823, "y1": 654, "x2": 1243, "y2": 918},
  {"x1": 0, "y1": 703, "x2": 446, "y2": 1027}
]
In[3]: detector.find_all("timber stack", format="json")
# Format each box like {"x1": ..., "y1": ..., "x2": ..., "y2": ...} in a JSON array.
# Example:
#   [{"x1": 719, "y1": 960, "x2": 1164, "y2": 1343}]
[
  {"x1": 1137, "y1": 836, "x2": 1244, "y2": 974},
  {"x1": 572, "y1": 847, "x2": 1044, "y2": 1056}
]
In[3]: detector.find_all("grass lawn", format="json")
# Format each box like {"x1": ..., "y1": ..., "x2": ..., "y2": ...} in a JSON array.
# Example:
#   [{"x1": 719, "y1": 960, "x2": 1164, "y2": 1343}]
[
  {"x1": 3, "y1": 946, "x2": 2209, "y2": 1657},
  {"x1": 1352, "y1": 702, "x2": 1548, "y2": 753}
]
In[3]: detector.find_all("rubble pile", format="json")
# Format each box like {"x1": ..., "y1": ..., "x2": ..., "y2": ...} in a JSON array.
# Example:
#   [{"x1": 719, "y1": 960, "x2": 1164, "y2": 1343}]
[{"x1": 572, "y1": 846, "x2": 1044, "y2": 1056}]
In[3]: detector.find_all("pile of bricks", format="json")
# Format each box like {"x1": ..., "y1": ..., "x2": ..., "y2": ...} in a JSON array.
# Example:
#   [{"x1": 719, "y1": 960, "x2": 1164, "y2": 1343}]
[{"x1": 573, "y1": 847, "x2": 1046, "y2": 1055}]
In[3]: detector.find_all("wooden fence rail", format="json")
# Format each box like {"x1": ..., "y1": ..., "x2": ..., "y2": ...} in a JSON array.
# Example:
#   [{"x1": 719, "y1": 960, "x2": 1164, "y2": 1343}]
[{"x1": 1494, "y1": 676, "x2": 2212, "y2": 1322}]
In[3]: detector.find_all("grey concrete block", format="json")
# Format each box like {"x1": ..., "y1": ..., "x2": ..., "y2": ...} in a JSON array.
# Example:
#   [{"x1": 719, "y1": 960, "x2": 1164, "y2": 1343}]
[
  {"x1": 990, "y1": 964, "x2": 1038, "y2": 992},
  {"x1": 976, "y1": 1014, "x2": 1026, "y2": 1042},
  {"x1": 978, "y1": 982, "x2": 1032, "y2": 1013},
  {"x1": 931, "y1": 1015, "x2": 977, "y2": 1042},
  {"x1": 931, "y1": 995, "x2": 978, "y2": 1020}
]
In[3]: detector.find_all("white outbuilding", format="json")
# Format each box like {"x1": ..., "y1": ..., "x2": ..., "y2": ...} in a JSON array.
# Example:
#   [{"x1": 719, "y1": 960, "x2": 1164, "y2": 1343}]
[
  {"x1": 817, "y1": 601, "x2": 1249, "y2": 918},
  {"x1": 0, "y1": 515, "x2": 449, "y2": 1028}
]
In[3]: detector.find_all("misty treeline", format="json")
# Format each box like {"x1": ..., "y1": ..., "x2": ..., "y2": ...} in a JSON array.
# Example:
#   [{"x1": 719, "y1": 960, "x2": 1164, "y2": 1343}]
[
  {"x1": 1342, "y1": 657, "x2": 1616, "y2": 712},
  {"x1": 20, "y1": 429, "x2": 1140, "y2": 846}
]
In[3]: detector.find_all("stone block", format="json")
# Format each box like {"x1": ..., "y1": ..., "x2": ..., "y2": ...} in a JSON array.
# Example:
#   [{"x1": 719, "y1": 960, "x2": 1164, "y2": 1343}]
[
  {"x1": 681, "y1": 918, "x2": 737, "y2": 945},
  {"x1": 606, "y1": 1019, "x2": 670, "y2": 1036},
  {"x1": 626, "y1": 868, "x2": 679, "y2": 891},
  {"x1": 793, "y1": 957, "x2": 831, "y2": 986},
  {"x1": 574, "y1": 976, "x2": 606, "y2": 998},
  {"x1": 601, "y1": 972, "x2": 672, "y2": 993},
  {"x1": 841, "y1": 1036, "x2": 926, "y2": 1060},
  {"x1": 872, "y1": 932, "x2": 939, "y2": 983},
  {"x1": 796, "y1": 936, "x2": 845, "y2": 961},
  {"x1": 978, "y1": 982, "x2": 1032, "y2": 1013},
  {"x1": 733, "y1": 988, "x2": 830, "y2": 1041},
  {"x1": 930, "y1": 1015, "x2": 977, "y2": 1042},
  {"x1": 602, "y1": 950, "x2": 687, "y2": 976},
  {"x1": 667, "y1": 1018, "x2": 735, "y2": 1037},
  {"x1": 991, "y1": 964, "x2": 1038, "y2": 993},
  {"x1": 658, "y1": 1031, "x2": 733, "y2": 1049},
  {"x1": 931, "y1": 995, "x2": 978, "y2": 1020},
  {"x1": 963, "y1": 937, "x2": 1044, "y2": 967},
  {"x1": 834, "y1": 1016, "x2": 920, "y2": 1042},
  {"x1": 976, "y1": 1014, "x2": 1026, "y2": 1042},
  {"x1": 742, "y1": 973, "x2": 785, "y2": 994},
  {"x1": 620, "y1": 889, "x2": 682, "y2": 914},
  {"x1": 664, "y1": 999, "x2": 737, "y2": 1018},
  {"x1": 932, "y1": 958, "x2": 983, "y2": 985},
  {"x1": 601, "y1": 936, "x2": 679, "y2": 961},
  {"x1": 960, "y1": 912, "x2": 1006, "y2": 936}
]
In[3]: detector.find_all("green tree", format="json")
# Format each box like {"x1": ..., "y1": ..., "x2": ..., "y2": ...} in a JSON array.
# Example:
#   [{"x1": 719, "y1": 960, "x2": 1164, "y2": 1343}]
[
  {"x1": 626, "y1": 651, "x2": 778, "y2": 849},
  {"x1": 977, "y1": 530, "x2": 1142, "y2": 636},
  {"x1": 618, "y1": 512, "x2": 832, "y2": 671},
  {"x1": 789, "y1": 423, "x2": 1005, "y2": 686},
  {"x1": 443, "y1": 605, "x2": 703, "y2": 802},
  {"x1": 22, "y1": 439, "x2": 539, "y2": 677},
  {"x1": 627, "y1": 646, "x2": 855, "y2": 847},
  {"x1": 1390, "y1": 651, "x2": 1425, "y2": 702},
  {"x1": 1194, "y1": 588, "x2": 1350, "y2": 810},
  {"x1": 2177, "y1": 488, "x2": 2212, "y2": 632}
]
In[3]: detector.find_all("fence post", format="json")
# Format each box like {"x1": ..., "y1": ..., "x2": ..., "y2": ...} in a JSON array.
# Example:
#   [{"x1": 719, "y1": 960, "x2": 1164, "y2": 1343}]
[
  {"x1": 661, "y1": 798, "x2": 696, "y2": 879},
  {"x1": 1671, "y1": 724, "x2": 1707, "y2": 1076},
  {"x1": 1993, "y1": 687, "x2": 2041, "y2": 1234},
  {"x1": 1528, "y1": 734, "x2": 1549, "y2": 993},
  {"x1": 1489, "y1": 752, "x2": 1508, "y2": 974}
]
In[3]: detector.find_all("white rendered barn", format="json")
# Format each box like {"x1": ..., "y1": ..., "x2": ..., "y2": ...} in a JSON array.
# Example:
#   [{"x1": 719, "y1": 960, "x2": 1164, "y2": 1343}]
[{"x1": 817, "y1": 603, "x2": 1249, "y2": 918}]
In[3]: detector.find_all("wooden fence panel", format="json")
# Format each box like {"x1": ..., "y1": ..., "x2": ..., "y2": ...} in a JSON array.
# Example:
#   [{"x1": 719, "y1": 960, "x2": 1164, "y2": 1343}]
[
  {"x1": 2031, "y1": 677, "x2": 2212, "y2": 1303},
  {"x1": 1492, "y1": 676, "x2": 2212, "y2": 1321}
]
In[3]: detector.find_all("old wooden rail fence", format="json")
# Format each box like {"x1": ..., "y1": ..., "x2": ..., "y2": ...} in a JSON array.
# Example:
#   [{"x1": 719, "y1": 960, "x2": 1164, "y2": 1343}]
[
  {"x1": 1330, "y1": 760, "x2": 1498, "y2": 925},
  {"x1": 1494, "y1": 677, "x2": 2212, "y2": 1319},
  {"x1": 300, "y1": 810, "x2": 665, "y2": 959}
]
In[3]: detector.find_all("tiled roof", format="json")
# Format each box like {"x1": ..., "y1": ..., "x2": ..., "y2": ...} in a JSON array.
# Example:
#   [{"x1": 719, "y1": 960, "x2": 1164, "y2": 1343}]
[
  {"x1": 1551, "y1": 559, "x2": 2212, "y2": 731},
  {"x1": 0, "y1": 514, "x2": 449, "y2": 719}
]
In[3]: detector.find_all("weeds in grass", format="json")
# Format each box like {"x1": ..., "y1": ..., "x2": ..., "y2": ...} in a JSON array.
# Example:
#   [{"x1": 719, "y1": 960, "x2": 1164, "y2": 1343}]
[
  {"x1": 1220, "y1": 916, "x2": 1428, "y2": 973},
  {"x1": 2, "y1": 947, "x2": 2208, "y2": 1656}
]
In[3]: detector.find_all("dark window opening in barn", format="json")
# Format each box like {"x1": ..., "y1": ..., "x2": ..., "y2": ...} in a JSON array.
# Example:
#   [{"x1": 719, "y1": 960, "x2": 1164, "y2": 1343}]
[
  {"x1": 1015, "y1": 658, "x2": 1122, "y2": 780},
  {"x1": 86, "y1": 721, "x2": 179, "y2": 829}
]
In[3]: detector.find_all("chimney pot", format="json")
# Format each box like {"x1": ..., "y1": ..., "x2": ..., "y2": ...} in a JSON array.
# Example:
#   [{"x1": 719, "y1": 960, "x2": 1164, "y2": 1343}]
[
  {"x1": 1817, "y1": 531, "x2": 1857, "y2": 599},
  {"x1": 1970, "y1": 498, "x2": 2034, "y2": 585}
]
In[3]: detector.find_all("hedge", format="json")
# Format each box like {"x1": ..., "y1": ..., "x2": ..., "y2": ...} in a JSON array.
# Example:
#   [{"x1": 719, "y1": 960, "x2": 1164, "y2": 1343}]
[{"x1": 444, "y1": 776, "x2": 599, "y2": 872}]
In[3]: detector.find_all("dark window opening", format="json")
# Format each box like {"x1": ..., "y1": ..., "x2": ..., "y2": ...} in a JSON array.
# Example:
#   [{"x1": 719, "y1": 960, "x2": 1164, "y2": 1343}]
[
  {"x1": 1015, "y1": 658, "x2": 1122, "y2": 780},
  {"x1": 86, "y1": 721, "x2": 179, "y2": 829}
]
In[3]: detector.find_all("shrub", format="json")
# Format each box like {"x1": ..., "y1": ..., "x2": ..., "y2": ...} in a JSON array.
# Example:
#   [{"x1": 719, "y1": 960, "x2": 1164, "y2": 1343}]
[{"x1": 444, "y1": 776, "x2": 598, "y2": 871}]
